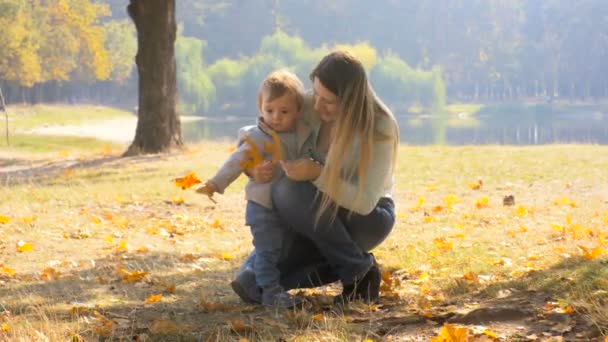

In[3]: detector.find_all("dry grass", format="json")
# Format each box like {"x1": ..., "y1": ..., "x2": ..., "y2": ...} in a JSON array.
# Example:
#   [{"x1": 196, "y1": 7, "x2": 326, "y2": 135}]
[{"x1": 1, "y1": 143, "x2": 608, "y2": 341}]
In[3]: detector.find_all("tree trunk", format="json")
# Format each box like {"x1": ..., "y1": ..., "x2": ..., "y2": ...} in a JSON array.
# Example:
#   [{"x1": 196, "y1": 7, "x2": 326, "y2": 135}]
[{"x1": 124, "y1": 0, "x2": 182, "y2": 156}]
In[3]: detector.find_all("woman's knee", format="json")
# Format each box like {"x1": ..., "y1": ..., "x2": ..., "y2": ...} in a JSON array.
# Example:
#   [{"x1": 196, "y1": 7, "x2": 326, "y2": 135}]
[{"x1": 271, "y1": 178, "x2": 315, "y2": 212}]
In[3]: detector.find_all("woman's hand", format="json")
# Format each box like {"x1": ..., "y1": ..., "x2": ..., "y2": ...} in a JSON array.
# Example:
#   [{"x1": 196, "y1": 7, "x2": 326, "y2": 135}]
[
  {"x1": 280, "y1": 159, "x2": 322, "y2": 181},
  {"x1": 251, "y1": 161, "x2": 274, "y2": 183}
]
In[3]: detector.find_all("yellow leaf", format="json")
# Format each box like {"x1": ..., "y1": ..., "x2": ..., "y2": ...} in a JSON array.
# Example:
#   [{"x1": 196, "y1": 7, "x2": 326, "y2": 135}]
[
  {"x1": 219, "y1": 252, "x2": 233, "y2": 261},
  {"x1": 119, "y1": 269, "x2": 148, "y2": 283},
  {"x1": 515, "y1": 205, "x2": 527, "y2": 217},
  {"x1": 475, "y1": 196, "x2": 489, "y2": 209},
  {"x1": 424, "y1": 215, "x2": 436, "y2": 223},
  {"x1": 174, "y1": 172, "x2": 202, "y2": 190},
  {"x1": 462, "y1": 272, "x2": 479, "y2": 282},
  {"x1": 90, "y1": 216, "x2": 102, "y2": 225},
  {"x1": 17, "y1": 241, "x2": 33, "y2": 252},
  {"x1": 433, "y1": 237, "x2": 453, "y2": 251},
  {"x1": 264, "y1": 131, "x2": 284, "y2": 163},
  {"x1": 65, "y1": 168, "x2": 75, "y2": 177},
  {"x1": 410, "y1": 197, "x2": 425, "y2": 211},
  {"x1": 1, "y1": 323, "x2": 8, "y2": 331},
  {"x1": 519, "y1": 225, "x2": 528, "y2": 232},
  {"x1": 1, "y1": 267, "x2": 15, "y2": 277},
  {"x1": 208, "y1": 219, "x2": 222, "y2": 228},
  {"x1": 136, "y1": 246, "x2": 149, "y2": 253},
  {"x1": 431, "y1": 323, "x2": 469, "y2": 342},
  {"x1": 115, "y1": 240, "x2": 129, "y2": 253},
  {"x1": 0, "y1": 215, "x2": 10, "y2": 224},
  {"x1": 239, "y1": 136, "x2": 264, "y2": 171},
  {"x1": 20, "y1": 216, "x2": 37, "y2": 224},
  {"x1": 313, "y1": 313, "x2": 324, "y2": 321},
  {"x1": 578, "y1": 245, "x2": 606, "y2": 260},
  {"x1": 483, "y1": 329, "x2": 499, "y2": 338},
  {"x1": 171, "y1": 197, "x2": 185, "y2": 205},
  {"x1": 145, "y1": 294, "x2": 162, "y2": 303},
  {"x1": 467, "y1": 180, "x2": 483, "y2": 190},
  {"x1": 104, "y1": 236, "x2": 114, "y2": 243}
]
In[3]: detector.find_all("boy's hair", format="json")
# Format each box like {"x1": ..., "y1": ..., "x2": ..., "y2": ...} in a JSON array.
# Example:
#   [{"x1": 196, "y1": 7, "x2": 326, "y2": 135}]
[{"x1": 257, "y1": 70, "x2": 305, "y2": 113}]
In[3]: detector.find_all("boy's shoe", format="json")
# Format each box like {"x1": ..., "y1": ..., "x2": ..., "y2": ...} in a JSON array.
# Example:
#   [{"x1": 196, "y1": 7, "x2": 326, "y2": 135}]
[
  {"x1": 335, "y1": 254, "x2": 381, "y2": 304},
  {"x1": 230, "y1": 269, "x2": 262, "y2": 304},
  {"x1": 262, "y1": 285, "x2": 302, "y2": 308}
]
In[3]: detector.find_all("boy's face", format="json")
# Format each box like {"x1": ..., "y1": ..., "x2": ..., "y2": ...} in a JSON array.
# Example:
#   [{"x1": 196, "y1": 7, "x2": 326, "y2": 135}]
[{"x1": 260, "y1": 93, "x2": 300, "y2": 132}]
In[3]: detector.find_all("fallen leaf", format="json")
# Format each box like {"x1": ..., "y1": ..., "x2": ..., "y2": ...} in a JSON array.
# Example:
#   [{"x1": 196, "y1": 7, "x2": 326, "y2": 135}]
[
  {"x1": 431, "y1": 323, "x2": 469, "y2": 342},
  {"x1": 17, "y1": 241, "x2": 33, "y2": 253},
  {"x1": 0, "y1": 215, "x2": 10, "y2": 224},
  {"x1": 230, "y1": 320, "x2": 254, "y2": 333},
  {"x1": 145, "y1": 294, "x2": 162, "y2": 303},
  {"x1": 467, "y1": 180, "x2": 483, "y2": 190},
  {"x1": 173, "y1": 172, "x2": 201, "y2": 190}
]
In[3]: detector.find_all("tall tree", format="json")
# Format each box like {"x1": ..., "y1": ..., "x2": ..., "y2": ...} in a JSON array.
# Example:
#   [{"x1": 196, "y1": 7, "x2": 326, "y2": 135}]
[{"x1": 124, "y1": 0, "x2": 182, "y2": 156}]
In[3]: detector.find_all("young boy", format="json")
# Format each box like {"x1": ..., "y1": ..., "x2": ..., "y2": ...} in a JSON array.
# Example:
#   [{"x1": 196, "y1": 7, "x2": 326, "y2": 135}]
[{"x1": 196, "y1": 70, "x2": 304, "y2": 308}]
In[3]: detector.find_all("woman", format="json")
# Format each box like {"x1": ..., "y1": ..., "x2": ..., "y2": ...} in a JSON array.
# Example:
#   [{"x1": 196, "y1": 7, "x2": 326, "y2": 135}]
[{"x1": 231, "y1": 50, "x2": 399, "y2": 304}]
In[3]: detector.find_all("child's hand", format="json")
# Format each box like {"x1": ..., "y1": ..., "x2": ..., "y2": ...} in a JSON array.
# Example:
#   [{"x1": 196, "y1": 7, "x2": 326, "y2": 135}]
[
  {"x1": 251, "y1": 161, "x2": 274, "y2": 183},
  {"x1": 196, "y1": 181, "x2": 218, "y2": 203},
  {"x1": 280, "y1": 159, "x2": 322, "y2": 181}
]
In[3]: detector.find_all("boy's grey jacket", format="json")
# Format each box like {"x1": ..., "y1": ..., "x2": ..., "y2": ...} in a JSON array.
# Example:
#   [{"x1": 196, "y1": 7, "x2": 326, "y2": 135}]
[{"x1": 208, "y1": 121, "x2": 300, "y2": 209}]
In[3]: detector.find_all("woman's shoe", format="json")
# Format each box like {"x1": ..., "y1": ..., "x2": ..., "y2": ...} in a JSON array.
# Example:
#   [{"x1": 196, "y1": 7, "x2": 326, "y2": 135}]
[
  {"x1": 335, "y1": 255, "x2": 381, "y2": 304},
  {"x1": 230, "y1": 269, "x2": 262, "y2": 304}
]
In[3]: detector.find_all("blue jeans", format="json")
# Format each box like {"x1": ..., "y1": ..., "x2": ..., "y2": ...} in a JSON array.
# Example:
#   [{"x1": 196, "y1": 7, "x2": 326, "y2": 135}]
[
  {"x1": 238, "y1": 178, "x2": 395, "y2": 289},
  {"x1": 245, "y1": 201, "x2": 284, "y2": 289}
]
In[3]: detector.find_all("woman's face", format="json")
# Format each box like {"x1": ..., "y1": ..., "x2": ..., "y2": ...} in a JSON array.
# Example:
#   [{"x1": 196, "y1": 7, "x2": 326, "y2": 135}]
[{"x1": 312, "y1": 77, "x2": 339, "y2": 122}]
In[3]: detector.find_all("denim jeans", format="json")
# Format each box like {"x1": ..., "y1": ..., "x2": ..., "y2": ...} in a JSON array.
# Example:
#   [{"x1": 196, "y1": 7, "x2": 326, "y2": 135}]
[
  {"x1": 245, "y1": 200, "x2": 284, "y2": 289},
  {"x1": 238, "y1": 178, "x2": 395, "y2": 289}
]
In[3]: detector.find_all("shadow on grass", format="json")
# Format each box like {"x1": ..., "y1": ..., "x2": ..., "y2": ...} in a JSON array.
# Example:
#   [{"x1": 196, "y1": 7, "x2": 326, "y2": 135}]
[
  {"x1": 438, "y1": 256, "x2": 608, "y2": 334},
  {"x1": 0, "y1": 154, "x2": 166, "y2": 186},
  {"x1": 0, "y1": 251, "x2": 263, "y2": 341}
]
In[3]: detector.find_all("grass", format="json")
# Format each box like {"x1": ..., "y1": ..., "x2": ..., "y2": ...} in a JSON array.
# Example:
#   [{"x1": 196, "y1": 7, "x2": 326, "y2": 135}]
[
  {"x1": 1, "y1": 141, "x2": 608, "y2": 340},
  {"x1": 4, "y1": 104, "x2": 131, "y2": 131}
]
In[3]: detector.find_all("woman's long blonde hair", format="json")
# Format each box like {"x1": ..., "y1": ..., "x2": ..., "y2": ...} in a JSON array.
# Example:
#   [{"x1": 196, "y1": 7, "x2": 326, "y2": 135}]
[{"x1": 310, "y1": 50, "x2": 399, "y2": 220}]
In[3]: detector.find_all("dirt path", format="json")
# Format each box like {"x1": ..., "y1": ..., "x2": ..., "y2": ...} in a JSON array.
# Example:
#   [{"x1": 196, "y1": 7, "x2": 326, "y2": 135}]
[
  {"x1": 24, "y1": 116, "x2": 204, "y2": 143},
  {"x1": 26, "y1": 117, "x2": 138, "y2": 143}
]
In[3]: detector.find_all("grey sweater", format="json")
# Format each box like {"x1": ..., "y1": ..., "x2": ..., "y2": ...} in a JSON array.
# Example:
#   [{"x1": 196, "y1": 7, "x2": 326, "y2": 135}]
[{"x1": 208, "y1": 122, "x2": 299, "y2": 209}]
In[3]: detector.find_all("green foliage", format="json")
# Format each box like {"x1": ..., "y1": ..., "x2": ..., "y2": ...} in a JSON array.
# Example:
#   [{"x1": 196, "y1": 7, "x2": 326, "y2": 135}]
[
  {"x1": 103, "y1": 20, "x2": 136, "y2": 84},
  {"x1": 175, "y1": 35, "x2": 216, "y2": 114}
]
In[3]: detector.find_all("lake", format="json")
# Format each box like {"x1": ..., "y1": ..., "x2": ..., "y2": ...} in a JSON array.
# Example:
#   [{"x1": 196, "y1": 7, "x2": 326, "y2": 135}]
[{"x1": 182, "y1": 110, "x2": 608, "y2": 145}]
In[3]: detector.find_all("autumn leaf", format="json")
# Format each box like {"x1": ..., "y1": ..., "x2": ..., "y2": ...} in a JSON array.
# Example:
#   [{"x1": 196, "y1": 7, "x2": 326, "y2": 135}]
[
  {"x1": 475, "y1": 196, "x2": 489, "y2": 209},
  {"x1": 433, "y1": 237, "x2": 453, "y2": 251},
  {"x1": 20, "y1": 216, "x2": 37, "y2": 224},
  {"x1": 0, "y1": 266, "x2": 15, "y2": 277},
  {"x1": 312, "y1": 313, "x2": 324, "y2": 322},
  {"x1": 264, "y1": 131, "x2": 284, "y2": 163},
  {"x1": 467, "y1": 179, "x2": 483, "y2": 190},
  {"x1": 1, "y1": 323, "x2": 8, "y2": 332},
  {"x1": 145, "y1": 294, "x2": 162, "y2": 303},
  {"x1": 578, "y1": 245, "x2": 606, "y2": 260},
  {"x1": 118, "y1": 269, "x2": 148, "y2": 283},
  {"x1": 173, "y1": 172, "x2": 202, "y2": 190},
  {"x1": 0, "y1": 215, "x2": 10, "y2": 224},
  {"x1": 17, "y1": 240, "x2": 33, "y2": 252},
  {"x1": 230, "y1": 320, "x2": 254, "y2": 333},
  {"x1": 553, "y1": 196, "x2": 577, "y2": 207},
  {"x1": 410, "y1": 197, "x2": 425, "y2": 211},
  {"x1": 515, "y1": 205, "x2": 527, "y2": 217},
  {"x1": 239, "y1": 136, "x2": 264, "y2": 171},
  {"x1": 431, "y1": 323, "x2": 469, "y2": 342}
]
